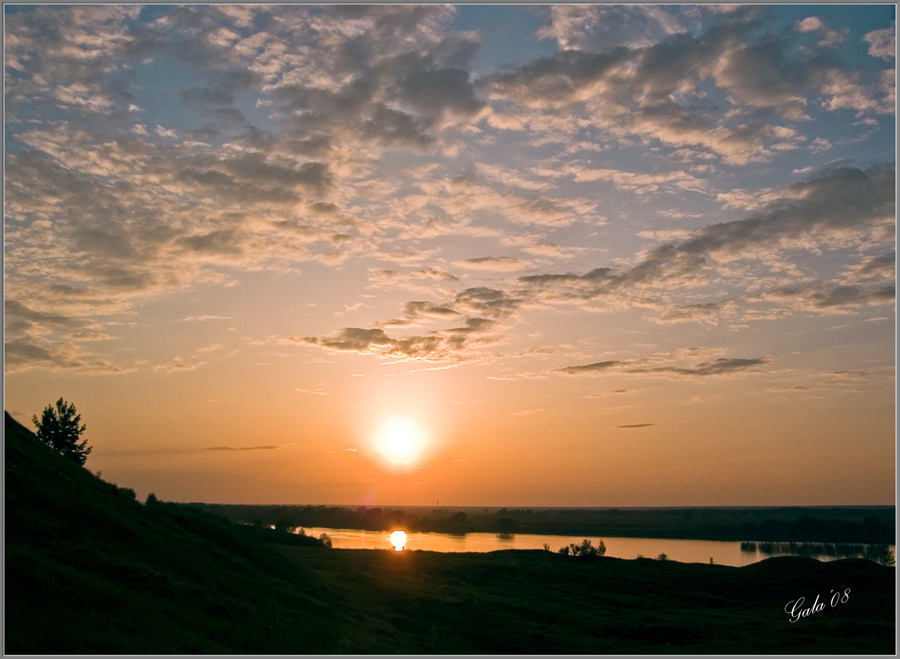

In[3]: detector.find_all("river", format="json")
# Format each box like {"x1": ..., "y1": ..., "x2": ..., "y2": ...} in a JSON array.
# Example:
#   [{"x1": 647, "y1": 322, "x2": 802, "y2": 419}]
[{"x1": 298, "y1": 527, "x2": 894, "y2": 567}]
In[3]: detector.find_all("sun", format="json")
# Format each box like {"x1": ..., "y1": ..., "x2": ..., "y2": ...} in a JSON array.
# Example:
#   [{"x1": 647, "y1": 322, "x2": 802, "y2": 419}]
[
  {"x1": 375, "y1": 416, "x2": 427, "y2": 465},
  {"x1": 390, "y1": 530, "x2": 407, "y2": 551}
]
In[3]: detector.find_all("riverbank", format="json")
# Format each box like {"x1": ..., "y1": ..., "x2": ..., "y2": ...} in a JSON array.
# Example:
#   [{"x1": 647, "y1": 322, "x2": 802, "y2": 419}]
[
  {"x1": 192, "y1": 501, "x2": 896, "y2": 544},
  {"x1": 289, "y1": 526, "x2": 896, "y2": 566}
]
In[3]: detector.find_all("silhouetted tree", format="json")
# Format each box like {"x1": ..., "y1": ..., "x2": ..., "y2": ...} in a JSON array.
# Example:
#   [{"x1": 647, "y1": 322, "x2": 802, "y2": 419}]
[
  {"x1": 33, "y1": 398, "x2": 91, "y2": 465},
  {"x1": 560, "y1": 539, "x2": 606, "y2": 558},
  {"x1": 878, "y1": 548, "x2": 895, "y2": 567}
]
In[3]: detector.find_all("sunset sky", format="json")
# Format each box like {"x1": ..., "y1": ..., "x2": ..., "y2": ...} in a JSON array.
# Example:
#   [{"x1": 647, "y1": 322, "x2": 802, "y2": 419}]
[{"x1": 4, "y1": 4, "x2": 896, "y2": 507}]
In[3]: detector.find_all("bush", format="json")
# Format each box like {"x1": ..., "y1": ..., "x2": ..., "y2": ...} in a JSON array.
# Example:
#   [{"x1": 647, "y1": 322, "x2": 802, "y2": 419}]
[
  {"x1": 559, "y1": 539, "x2": 606, "y2": 558},
  {"x1": 118, "y1": 486, "x2": 137, "y2": 500}
]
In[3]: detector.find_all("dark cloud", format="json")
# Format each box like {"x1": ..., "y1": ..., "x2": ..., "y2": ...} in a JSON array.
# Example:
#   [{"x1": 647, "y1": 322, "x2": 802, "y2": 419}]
[
  {"x1": 176, "y1": 230, "x2": 244, "y2": 256},
  {"x1": 221, "y1": 154, "x2": 332, "y2": 192},
  {"x1": 518, "y1": 165, "x2": 895, "y2": 309},
  {"x1": 4, "y1": 340, "x2": 58, "y2": 366},
  {"x1": 843, "y1": 251, "x2": 895, "y2": 284},
  {"x1": 301, "y1": 328, "x2": 393, "y2": 353},
  {"x1": 655, "y1": 302, "x2": 720, "y2": 325},
  {"x1": 456, "y1": 256, "x2": 530, "y2": 271},
  {"x1": 558, "y1": 356, "x2": 769, "y2": 378},
  {"x1": 362, "y1": 104, "x2": 435, "y2": 149},
  {"x1": 490, "y1": 10, "x2": 889, "y2": 160},
  {"x1": 560, "y1": 360, "x2": 622, "y2": 375},
  {"x1": 488, "y1": 48, "x2": 629, "y2": 109},
  {"x1": 454, "y1": 287, "x2": 522, "y2": 319},
  {"x1": 753, "y1": 282, "x2": 895, "y2": 312},
  {"x1": 397, "y1": 67, "x2": 487, "y2": 124},
  {"x1": 634, "y1": 357, "x2": 770, "y2": 377},
  {"x1": 5, "y1": 299, "x2": 85, "y2": 328},
  {"x1": 299, "y1": 306, "x2": 504, "y2": 363}
]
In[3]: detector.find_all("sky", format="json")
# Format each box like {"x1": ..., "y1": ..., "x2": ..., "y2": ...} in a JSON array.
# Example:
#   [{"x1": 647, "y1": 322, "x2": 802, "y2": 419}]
[{"x1": 4, "y1": 4, "x2": 896, "y2": 508}]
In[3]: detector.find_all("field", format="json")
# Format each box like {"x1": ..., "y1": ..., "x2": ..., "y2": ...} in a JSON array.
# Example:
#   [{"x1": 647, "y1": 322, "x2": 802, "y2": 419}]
[{"x1": 5, "y1": 412, "x2": 896, "y2": 654}]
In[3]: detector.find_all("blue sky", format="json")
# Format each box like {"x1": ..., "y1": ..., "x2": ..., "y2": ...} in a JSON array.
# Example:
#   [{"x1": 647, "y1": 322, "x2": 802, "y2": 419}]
[{"x1": 4, "y1": 5, "x2": 896, "y2": 506}]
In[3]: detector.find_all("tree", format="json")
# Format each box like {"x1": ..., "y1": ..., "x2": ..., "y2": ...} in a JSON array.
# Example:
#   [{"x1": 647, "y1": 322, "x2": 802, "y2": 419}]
[{"x1": 33, "y1": 398, "x2": 91, "y2": 465}]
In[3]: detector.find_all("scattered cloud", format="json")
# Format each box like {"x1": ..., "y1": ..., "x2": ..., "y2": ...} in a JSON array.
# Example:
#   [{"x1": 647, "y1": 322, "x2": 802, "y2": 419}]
[
  {"x1": 558, "y1": 353, "x2": 770, "y2": 379},
  {"x1": 455, "y1": 256, "x2": 532, "y2": 272},
  {"x1": 207, "y1": 444, "x2": 295, "y2": 451}
]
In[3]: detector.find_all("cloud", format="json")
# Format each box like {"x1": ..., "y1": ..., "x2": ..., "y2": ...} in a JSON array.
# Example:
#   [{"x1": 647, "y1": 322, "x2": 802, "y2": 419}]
[
  {"x1": 558, "y1": 354, "x2": 770, "y2": 379},
  {"x1": 4, "y1": 6, "x2": 894, "y2": 383},
  {"x1": 296, "y1": 387, "x2": 328, "y2": 396},
  {"x1": 517, "y1": 165, "x2": 895, "y2": 315},
  {"x1": 749, "y1": 282, "x2": 895, "y2": 314},
  {"x1": 455, "y1": 256, "x2": 531, "y2": 272},
  {"x1": 567, "y1": 165, "x2": 708, "y2": 195},
  {"x1": 207, "y1": 444, "x2": 294, "y2": 451},
  {"x1": 864, "y1": 26, "x2": 896, "y2": 60},
  {"x1": 841, "y1": 251, "x2": 895, "y2": 284},
  {"x1": 490, "y1": 10, "x2": 892, "y2": 161},
  {"x1": 536, "y1": 5, "x2": 700, "y2": 51},
  {"x1": 559, "y1": 360, "x2": 621, "y2": 375},
  {"x1": 297, "y1": 309, "x2": 509, "y2": 364},
  {"x1": 653, "y1": 303, "x2": 720, "y2": 325},
  {"x1": 637, "y1": 357, "x2": 769, "y2": 377},
  {"x1": 617, "y1": 423, "x2": 655, "y2": 428},
  {"x1": 182, "y1": 315, "x2": 234, "y2": 322}
]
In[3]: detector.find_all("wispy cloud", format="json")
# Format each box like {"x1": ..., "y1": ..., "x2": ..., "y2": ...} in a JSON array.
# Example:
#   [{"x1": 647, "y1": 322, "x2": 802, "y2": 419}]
[{"x1": 207, "y1": 444, "x2": 296, "y2": 451}]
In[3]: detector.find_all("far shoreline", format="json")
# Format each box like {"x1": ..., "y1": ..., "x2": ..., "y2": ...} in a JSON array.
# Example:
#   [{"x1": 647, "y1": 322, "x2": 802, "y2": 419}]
[{"x1": 183, "y1": 501, "x2": 897, "y2": 545}]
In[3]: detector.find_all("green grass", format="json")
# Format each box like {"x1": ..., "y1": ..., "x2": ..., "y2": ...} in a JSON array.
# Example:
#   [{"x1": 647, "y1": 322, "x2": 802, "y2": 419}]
[{"x1": 5, "y1": 412, "x2": 896, "y2": 654}]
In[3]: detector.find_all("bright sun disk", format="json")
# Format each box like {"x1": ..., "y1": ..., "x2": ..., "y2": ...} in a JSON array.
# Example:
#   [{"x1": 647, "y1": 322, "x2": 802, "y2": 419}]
[
  {"x1": 375, "y1": 416, "x2": 427, "y2": 465},
  {"x1": 390, "y1": 530, "x2": 407, "y2": 551}
]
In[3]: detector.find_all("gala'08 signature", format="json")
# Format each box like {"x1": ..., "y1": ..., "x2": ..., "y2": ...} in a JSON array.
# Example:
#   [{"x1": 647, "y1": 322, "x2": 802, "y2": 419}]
[{"x1": 784, "y1": 588, "x2": 851, "y2": 623}]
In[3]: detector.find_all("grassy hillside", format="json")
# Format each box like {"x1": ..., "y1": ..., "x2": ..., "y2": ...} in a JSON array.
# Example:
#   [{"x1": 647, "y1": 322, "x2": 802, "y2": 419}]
[
  {"x1": 4, "y1": 412, "x2": 337, "y2": 654},
  {"x1": 5, "y1": 412, "x2": 896, "y2": 654}
]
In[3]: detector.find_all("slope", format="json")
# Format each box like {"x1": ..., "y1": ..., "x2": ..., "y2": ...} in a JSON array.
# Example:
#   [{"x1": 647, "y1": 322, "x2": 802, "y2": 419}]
[{"x1": 4, "y1": 412, "x2": 343, "y2": 654}]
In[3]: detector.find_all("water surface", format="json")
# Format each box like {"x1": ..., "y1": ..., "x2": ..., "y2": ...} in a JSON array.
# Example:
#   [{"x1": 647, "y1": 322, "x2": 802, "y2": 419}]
[{"x1": 301, "y1": 527, "x2": 894, "y2": 567}]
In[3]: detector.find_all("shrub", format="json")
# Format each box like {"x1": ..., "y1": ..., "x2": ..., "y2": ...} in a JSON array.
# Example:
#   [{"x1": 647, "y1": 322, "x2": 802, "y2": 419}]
[{"x1": 560, "y1": 539, "x2": 606, "y2": 558}]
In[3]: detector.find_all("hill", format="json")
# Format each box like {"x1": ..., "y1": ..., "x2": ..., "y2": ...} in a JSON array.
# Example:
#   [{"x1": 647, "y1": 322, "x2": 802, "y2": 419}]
[
  {"x1": 4, "y1": 411, "x2": 896, "y2": 654},
  {"x1": 4, "y1": 411, "x2": 333, "y2": 654}
]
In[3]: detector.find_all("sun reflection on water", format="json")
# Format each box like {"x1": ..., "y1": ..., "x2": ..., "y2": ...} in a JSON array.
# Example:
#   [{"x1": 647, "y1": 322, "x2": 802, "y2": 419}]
[{"x1": 390, "y1": 530, "x2": 407, "y2": 551}]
